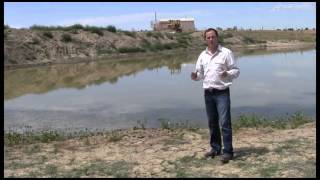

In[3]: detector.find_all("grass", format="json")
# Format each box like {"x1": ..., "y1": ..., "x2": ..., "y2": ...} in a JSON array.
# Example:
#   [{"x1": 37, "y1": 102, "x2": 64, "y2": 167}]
[
  {"x1": 232, "y1": 111, "x2": 313, "y2": 132},
  {"x1": 121, "y1": 30, "x2": 136, "y2": 38},
  {"x1": 4, "y1": 111, "x2": 314, "y2": 146},
  {"x1": 258, "y1": 164, "x2": 281, "y2": 177},
  {"x1": 4, "y1": 110, "x2": 315, "y2": 178},
  {"x1": 163, "y1": 132, "x2": 188, "y2": 146},
  {"x1": 106, "y1": 130, "x2": 124, "y2": 142},
  {"x1": 170, "y1": 155, "x2": 219, "y2": 178},
  {"x1": 140, "y1": 42, "x2": 181, "y2": 52},
  {"x1": 18, "y1": 159, "x2": 135, "y2": 178},
  {"x1": 232, "y1": 30, "x2": 316, "y2": 42},
  {"x1": 30, "y1": 24, "x2": 117, "y2": 33},
  {"x1": 117, "y1": 47, "x2": 146, "y2": 53},
  {"x1": 134, "y1": 119, "x2": 148, "y2": 130},
  {"x1": 158, "y1": 118, "x2": 199, "y2": 131},
  {"x1": 44, "y1": 164, "x2": 58, "y2": 176},
  {"x1": 234, "y1": 157, "x2": 316, "y2": 178},
  {"x1": 23, "y1": 144, "x2": 41, "y2": 155},
  {"x1": 273, "y1": 138, "x2": 308, "y2": 156},
  {"x1": 60, "y1": 160, "x2": 136, "y2": 178}
]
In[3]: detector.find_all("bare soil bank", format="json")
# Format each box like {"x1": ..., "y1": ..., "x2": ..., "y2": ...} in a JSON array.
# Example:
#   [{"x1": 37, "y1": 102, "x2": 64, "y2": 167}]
[{"x1": 4, "y1": 28, "x2": 315, "y2": 69}]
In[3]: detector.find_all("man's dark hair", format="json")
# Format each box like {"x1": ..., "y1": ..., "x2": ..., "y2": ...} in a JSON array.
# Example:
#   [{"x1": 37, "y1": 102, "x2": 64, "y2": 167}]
[{"x1": 203, "y1": 28, "x2": 219, "y2": 40}]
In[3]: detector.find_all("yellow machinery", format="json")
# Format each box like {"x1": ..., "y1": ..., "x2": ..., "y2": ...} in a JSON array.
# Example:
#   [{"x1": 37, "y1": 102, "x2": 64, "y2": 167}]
[{"x1": 168, "y1": 20, "x2": 182, "y2": 32}]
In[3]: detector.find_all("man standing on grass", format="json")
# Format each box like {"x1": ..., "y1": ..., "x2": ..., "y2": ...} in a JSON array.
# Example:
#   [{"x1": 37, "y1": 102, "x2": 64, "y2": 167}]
[{"x1": 191, "y1": 28, "x2": 240, "y2": 164}]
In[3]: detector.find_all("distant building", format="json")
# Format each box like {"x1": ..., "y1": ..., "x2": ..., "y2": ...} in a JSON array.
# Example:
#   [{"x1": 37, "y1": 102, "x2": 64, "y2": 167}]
[{"x1": 152, "y1": 18, "x2": 195, "y2": 32}]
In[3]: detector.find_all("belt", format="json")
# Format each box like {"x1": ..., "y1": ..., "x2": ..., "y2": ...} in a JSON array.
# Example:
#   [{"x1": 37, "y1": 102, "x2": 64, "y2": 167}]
[{"x1": 205, "y1": 87, "x2": 229, "y2": 93}]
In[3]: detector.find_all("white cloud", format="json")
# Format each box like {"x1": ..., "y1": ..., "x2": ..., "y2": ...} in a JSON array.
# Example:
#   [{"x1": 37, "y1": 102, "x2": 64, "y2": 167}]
[
  {"x1": 60, "y1": 12, "x2": 155, "y2": 26},
  {"x1": 271, "y1": 2, "x2": 315, "y2": 12}
]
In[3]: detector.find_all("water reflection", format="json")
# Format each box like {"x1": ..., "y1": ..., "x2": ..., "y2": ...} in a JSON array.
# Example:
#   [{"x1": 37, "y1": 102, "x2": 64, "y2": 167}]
[
  {"x1": 4, "y1": 51, "x2": 198, "y2": 100},
  {"x1": 4, "y1": 47, "x2": 316, "y2": 132}
]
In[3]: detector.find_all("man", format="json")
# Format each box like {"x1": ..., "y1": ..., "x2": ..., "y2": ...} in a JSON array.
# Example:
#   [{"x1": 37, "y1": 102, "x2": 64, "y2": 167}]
[{"x1": 191, "y1": 28, "x2": 240, "y2": 164}]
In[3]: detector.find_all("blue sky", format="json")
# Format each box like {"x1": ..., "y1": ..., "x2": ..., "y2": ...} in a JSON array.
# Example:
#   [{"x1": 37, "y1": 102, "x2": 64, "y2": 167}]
[{"x1": 4, "y1": 2, "x2": 316, "y2": 30}]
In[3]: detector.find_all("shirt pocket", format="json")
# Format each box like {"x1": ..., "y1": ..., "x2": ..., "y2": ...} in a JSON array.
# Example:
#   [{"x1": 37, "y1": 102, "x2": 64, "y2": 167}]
[{"x1": 214, "y1": 59, "x2": 226, "y2": 72}]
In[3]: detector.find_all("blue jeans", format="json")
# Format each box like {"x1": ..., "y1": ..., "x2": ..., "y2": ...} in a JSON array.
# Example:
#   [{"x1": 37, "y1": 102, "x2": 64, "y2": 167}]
[{"x1": 204, "y1": 88, "x2": 233, "y2": 155}]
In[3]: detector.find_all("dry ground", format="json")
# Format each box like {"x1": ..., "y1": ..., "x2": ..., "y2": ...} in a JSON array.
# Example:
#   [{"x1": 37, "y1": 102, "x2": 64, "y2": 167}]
[{"x1": 4, "y1": 121, "x2": 316, "y2": 178}]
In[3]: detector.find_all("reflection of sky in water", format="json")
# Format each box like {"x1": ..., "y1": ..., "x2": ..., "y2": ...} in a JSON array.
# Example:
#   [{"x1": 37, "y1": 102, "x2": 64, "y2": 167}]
[
  {"x1": 4, "y1": 49, "x2": 316, "y2": 131},
  {"x1": 233, "y1": 50, "x2": 315, "y2": 108}
]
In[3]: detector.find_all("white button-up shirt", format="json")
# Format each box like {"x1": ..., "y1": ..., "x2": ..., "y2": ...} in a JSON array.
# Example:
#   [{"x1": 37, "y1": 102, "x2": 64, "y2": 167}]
[{"x1": 194, "y1": 45, "x2": 240, "y2": 90}]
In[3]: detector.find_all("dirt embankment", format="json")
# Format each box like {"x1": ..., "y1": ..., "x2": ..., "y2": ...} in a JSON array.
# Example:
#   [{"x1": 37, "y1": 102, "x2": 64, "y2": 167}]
[
  {"x1": 4, "y1": 28, "x2": 316, "y2": 68},
  {"x1": 4, "y1": 121, "x2": 315, "y2": 177}
]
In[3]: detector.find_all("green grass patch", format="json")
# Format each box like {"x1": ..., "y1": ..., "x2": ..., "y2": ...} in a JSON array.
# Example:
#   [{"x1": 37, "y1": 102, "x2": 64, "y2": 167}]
[
  {"x1": 141, "y1": 41, "x2": 181, "y2": 52},
  {"x1": 106, "y1": 130, "x2": 124, "y2": 142},
  {"x1": 117, "y1": 47, "x2": 146, "y2": 53},
  {"x1": 43, "y1": 164, "x2": 58, "y2": 177},
  {"x1": 134, "y1": 119, "x2": 148, "y2": 130},
  {"x1": 170, "y1": 155, "x2": 218, "y2": 177},
  {"x1": 232, "y1": 111, "x2": 314, "y2": 131},
  {"x1": 23, "y1": 144, "x2": 41, "y2": 155},
  {"x1": 89, "y1": 28, "x2": 104, "y2": 36},
  {"x1": 258, "y1": 164, "x2": 280, "y2": 177},
  {"x1": 121, "y1": 30, "x2": 136, "y2": 38},
  {"x1": 59, "y1": 160, "x2": 134, "y2": 178},
  {"x1": 158, "y1": 118, "x2": 198, "y2": 130},
  {"x1": 4, "y1": 112, "x2": 313, "y2": 146},
  {"x1": 163, "y1": 132, "x2": 188, "y2": 145},
  {"x1": 273, "y1": 139, "x2": 306, "y2": 155},
  {"x1": 29, "y1": 24, "x2": 117, "y2": 33}
]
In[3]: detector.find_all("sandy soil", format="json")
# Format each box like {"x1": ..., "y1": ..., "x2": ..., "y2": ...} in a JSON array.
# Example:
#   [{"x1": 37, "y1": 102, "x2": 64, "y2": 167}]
[{"x1": 4, "y1": 121, "x2": 316, "y2": 178}]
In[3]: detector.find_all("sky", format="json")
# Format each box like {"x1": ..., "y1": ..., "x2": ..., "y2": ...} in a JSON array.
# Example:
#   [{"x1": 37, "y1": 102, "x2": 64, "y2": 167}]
[{"x1": 4, "y1": 2, "x2": 316, "y2": 30}]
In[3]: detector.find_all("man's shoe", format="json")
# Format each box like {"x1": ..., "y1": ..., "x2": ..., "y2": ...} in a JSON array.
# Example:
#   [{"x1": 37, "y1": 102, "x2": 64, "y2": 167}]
[
  {"x1": 220, "y1": 153, "x2": 233, "y2": 164},
  {"x1": 204, "y1": 149, "x2": 221, "y2": 158}
]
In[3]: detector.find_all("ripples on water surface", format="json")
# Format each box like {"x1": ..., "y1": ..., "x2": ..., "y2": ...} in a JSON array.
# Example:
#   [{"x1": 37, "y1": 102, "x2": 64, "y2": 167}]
[{"x1": 4, "y1": 47, "x2": 316, "y2": 132}]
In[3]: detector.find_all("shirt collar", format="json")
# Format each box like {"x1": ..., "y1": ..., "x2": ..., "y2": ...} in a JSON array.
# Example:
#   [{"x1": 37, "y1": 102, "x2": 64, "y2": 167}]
[{"x1": 205, "y1": 45, "x2": 222, "y2": 55}]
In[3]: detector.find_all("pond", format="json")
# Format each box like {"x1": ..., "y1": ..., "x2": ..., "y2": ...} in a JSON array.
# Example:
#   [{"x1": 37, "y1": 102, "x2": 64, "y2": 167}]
[{"x1": 4, "y1": 47, "x2": 316, "y2": 132}]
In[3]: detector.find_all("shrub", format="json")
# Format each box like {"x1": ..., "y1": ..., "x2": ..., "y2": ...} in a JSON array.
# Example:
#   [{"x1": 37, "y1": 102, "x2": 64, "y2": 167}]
[
  {"x1": 146, "y1": 31, "x2": 153, "y2": 37},
  {"x1": 69, "y1": 24, "x2": 84, "y2": 30},
  {"x1": 90, "y1": 28, "x2": 104, "y2": 36},
  {"x1": 43, "y1": 31, "x2": 53, "y2": 39},
  {"x1": 122, "y1": 30, "x2": 136, "y2": 38},
  {"x1": 117, "y1": 47, "x2": 145, "y2": 53},
  {"x1": 223, "y1": 32, "x2": 233, "y2": 38},
  {"x1": 31, "y1": 37, "x2": 40, "y2": 44},
  {"x1": 243, "y1": 36, "x2": 256, "y2": 44},
  {"x1": 106, "y1": 25, "x2": 117, "y2": 33},
  {"x1": 153, "y1": 32, "x2": 164, "y2": 39},
  {"x1": 61, "y1": 33, "x2": 72, "y2": 42}
]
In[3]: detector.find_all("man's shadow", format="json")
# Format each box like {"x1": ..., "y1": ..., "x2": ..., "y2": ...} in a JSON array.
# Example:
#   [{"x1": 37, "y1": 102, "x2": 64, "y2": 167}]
[{"x1": 233, "y1": 146, "x2": 269, "y2": 160}]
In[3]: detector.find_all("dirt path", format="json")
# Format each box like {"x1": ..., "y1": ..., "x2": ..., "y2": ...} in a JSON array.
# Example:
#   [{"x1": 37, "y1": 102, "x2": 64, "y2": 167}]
[{"x1": 4, "y1": 122, "x2": 316, "y2": 177}]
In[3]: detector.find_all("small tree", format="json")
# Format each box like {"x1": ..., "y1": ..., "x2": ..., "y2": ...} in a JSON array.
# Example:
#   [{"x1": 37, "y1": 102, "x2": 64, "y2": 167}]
[{"x1": 106, "y1": 25, "x2": 117, "y2": 33}]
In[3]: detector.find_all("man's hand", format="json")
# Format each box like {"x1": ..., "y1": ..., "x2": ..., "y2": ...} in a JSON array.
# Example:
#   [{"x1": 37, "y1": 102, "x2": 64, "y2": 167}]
[
  {"x1": 219, "y1": 71, "x2": 228, "y2": 78},
  {"x1": 191, "y1": 72, "x2": 197, "y2": 80}
]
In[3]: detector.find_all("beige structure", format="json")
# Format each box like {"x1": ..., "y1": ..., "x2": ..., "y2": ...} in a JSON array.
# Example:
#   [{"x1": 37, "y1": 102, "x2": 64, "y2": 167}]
[{"x1": 153, "y1": 18, "x2": 195, "y2": 32}]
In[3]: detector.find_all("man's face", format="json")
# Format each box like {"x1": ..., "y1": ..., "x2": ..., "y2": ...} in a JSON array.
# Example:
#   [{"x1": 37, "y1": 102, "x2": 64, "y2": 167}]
[{"x1": 205, "y1": 30, "x2": 218, "y2": 47}]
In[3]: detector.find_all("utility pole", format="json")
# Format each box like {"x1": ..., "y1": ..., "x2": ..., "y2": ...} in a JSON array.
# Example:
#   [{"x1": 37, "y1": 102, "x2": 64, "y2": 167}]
[{"x1": 154, "y1": 11, "x2": 157, "y2": 31}]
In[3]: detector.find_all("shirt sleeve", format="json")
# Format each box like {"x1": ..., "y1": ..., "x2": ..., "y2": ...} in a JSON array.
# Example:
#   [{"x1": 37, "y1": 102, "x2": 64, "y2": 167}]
[
  {"x1": 194, "y1": 53, "x2": 204, "y2": 81},
  {"x1": 226, "y1": 51, "x2": 240, "y2": 79}
]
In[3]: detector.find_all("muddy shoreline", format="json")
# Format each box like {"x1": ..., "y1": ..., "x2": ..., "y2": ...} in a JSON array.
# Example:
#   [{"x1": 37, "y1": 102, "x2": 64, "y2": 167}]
[{"x1": 4, "y1": 42, "x2": 315, "y2": 71}]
